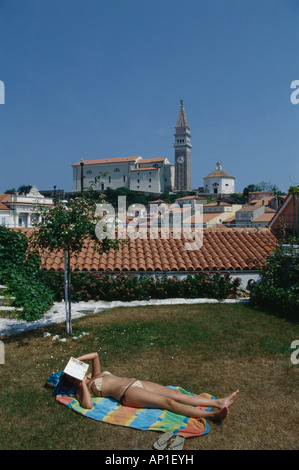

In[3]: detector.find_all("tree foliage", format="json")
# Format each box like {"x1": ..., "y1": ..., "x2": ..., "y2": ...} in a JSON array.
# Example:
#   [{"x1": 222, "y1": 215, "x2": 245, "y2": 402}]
[
  {"x1": 30, "y1": 195, "x2": 122, "y2": 333},
  {"x1": 243, "y1": 181, "x2": 286, "y2": 199},
  {"x1": 0, "y1": 226, "x2": 54, "y2": 321},
  {"x1": 30, "y1": 196, "x2": 120, "y2": 254}
]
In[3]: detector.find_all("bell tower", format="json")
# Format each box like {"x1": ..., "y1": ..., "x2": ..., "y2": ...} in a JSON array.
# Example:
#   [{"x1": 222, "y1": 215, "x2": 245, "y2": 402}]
[{"x1": 174, "y1": 100, "x2": 192, "y2": 191}]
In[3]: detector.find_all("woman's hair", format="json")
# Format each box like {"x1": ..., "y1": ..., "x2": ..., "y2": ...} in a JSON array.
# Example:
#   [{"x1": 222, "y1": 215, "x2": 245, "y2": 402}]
[{"x1": 61, "y1": 373, "x2": 80, "y2": 389}]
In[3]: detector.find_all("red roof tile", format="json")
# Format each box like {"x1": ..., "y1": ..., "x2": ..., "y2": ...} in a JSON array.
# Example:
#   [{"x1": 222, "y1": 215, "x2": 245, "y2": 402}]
[
  {"x1": 73, "y1": 156, "x2": 141, "y2": 166},
  {"x1": 37, "y1": 228, "x2": 278, "y2": 273}
]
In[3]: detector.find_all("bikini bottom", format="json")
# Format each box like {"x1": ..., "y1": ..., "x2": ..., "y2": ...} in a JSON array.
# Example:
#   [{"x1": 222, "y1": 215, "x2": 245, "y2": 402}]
[{"x1": 119, "y1": 379, "x2": 144, "y2": 405}]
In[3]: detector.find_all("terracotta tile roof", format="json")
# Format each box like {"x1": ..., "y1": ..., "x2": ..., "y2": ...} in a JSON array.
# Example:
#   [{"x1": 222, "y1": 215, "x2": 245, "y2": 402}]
[
  {"x1": 204, "y1": 169, "x2": 234, "y2": 179},
  {"x1": 203, "y1": 213, "x2": 221, "y2": 222},
  {"x1": 175, "y1": 195, "x2": 202, "y2": 201},
  {"x1": 237, "y1": 204, "x2": 263, "y2": 212},
  {"x1": 0, "y1": 202, "x2": 10, "y2": 210},
  {"x1": 139, "y1": 158, "x2": 167, "y2": 163},
  {"x1": 39, "y1": 228, "x2": 278, "y2": 273},
  {"x1": 0, "y1": 194, "x2": 12, "y2": 203},
  {"x1": 253, "y1": 212, "x2": 276, "y2": 223},
  {"x1": 204, "y1": 202, "x2": 230, "y2": 207},
  {"x1": 0, "y1": 194, "x2": 12, "y2": 210},
  {"x1": 249, "y1": 197, "x2": 273, "y2": 206},
  {"x1": 148, "y1": 199, "x2": 168, "y2": 204},
  {"x1": 73, "y1": 156, "x2": 141, "y2": 166}
]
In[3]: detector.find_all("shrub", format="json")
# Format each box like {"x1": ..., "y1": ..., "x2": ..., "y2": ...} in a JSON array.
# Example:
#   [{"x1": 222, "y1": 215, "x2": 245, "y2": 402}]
[
  {"x1": 1, "y1": 269, "x2": 55, "y2": 321},
  {"x1": 251, "y1": 238, "x2": 299, "y2": 320},
  {"x1": 40, "y1": 270, "x2": 241, "y2": 302},
  {"x1": 0, "y1": 226, "x2": 55, "y2": 321}
]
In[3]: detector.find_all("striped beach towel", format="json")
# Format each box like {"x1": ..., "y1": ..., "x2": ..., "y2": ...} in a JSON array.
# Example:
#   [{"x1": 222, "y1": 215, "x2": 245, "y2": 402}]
[{"x1": 47, "y1": 371, "x2": 212, "y2": 438}]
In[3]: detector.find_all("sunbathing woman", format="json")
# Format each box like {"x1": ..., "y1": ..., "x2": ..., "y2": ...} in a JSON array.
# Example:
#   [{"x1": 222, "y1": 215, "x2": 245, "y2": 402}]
[{"x1": 65, "y1": 352, "x2": 239, "y2": 421}]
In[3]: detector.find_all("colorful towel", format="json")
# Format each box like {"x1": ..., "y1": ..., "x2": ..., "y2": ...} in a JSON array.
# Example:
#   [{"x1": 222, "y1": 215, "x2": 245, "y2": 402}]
[{"x1": 47, "y1": 372, "x2": 213, "y2": 438}]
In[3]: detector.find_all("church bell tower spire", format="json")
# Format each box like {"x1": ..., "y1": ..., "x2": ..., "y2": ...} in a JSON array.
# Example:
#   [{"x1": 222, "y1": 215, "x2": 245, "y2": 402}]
[{"x1": 174, "y1": 100, "x2": 192, "y2": 191}]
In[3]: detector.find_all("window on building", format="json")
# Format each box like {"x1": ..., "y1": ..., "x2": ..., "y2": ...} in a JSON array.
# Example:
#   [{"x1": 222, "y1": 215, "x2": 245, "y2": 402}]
[
  {"x1": 114, "y1": 168, "x2": 120, "y2": 172},
  {"x1": 149, "y1": 178, "x2": 151, "y2": 182},
  {"x1": 108, "y1": 176, "x2": 111, "y2": 183},
  {"x1": 123, "y1": 175, "x2": 126, "y2": 183}
]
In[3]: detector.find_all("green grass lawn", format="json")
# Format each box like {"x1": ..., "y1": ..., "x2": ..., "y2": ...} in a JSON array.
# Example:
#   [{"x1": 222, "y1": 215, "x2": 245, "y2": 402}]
[{"x1": 0, "y1": 302, "x2": 298, "y2": 450}]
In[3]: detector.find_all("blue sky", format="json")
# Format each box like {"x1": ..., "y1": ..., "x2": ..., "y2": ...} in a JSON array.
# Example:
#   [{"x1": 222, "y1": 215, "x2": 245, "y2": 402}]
[{"x1": 0, "y1": 0, "x2": 298, "y2": 194}]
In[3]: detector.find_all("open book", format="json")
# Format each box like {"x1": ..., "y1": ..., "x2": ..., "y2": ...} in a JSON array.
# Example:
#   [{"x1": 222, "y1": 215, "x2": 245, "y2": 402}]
[{"x1": 64, "y1": 357, "x2": 89, "y2": 381}]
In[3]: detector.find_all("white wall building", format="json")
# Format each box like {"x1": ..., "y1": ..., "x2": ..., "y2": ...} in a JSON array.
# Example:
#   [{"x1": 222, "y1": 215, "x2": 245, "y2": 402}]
[
  {"x1": 0, "y1": 186, "x2": 53, "y2": 228},
  {"x1": 203, "y1": 162, "x2": 235, "y2": 195},
  {"x1": 72, "y1": 156, "x2": 175, "y2": 194}
]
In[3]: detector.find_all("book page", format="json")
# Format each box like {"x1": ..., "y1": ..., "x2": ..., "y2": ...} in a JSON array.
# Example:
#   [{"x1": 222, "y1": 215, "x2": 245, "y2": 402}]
[{"x1": 64, "y1": 357, "x2": 89, "y2": 381}]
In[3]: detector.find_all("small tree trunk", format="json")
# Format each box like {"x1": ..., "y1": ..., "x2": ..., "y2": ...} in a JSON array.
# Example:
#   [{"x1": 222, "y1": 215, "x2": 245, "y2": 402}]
[
  {"x1": 64, "y1": 250, "x2": 70, "y2": 334},
  {"x1": 67, "y1": 246, "x2": 72, "y2": 335}
]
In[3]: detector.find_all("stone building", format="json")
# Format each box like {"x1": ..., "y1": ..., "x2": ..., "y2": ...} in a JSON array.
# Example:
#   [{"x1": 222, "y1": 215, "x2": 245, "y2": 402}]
[
  {"x1": 203, "y1": 162, "x2": 235, "y2": 195},
  {"x1": 0, "y1": 186, "x2": 53, "y2": 228},
  {"x1": 174, "y1": 100, "x2": 192, "y2": 191}
]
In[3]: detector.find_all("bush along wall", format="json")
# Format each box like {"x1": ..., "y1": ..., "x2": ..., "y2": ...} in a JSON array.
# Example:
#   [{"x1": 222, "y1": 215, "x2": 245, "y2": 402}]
[
  {"x1": 39, "y1": 271, "x2": 241, "y2": 303},
  {"x1": 250, "y1": 240, "x2": 299, "y2": 320},
  {"x1": 0, "y1": 226, "x2": 55, "y2": 321}
]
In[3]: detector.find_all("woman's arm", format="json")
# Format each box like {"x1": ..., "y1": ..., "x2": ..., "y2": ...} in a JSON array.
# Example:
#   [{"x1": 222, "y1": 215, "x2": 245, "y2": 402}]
[
  {"x1": 77, "y1": 352, "x2": 101, "y2": 378},
  {"x1": 76, "y1": 376, "x2": 93, "y2": 409}
]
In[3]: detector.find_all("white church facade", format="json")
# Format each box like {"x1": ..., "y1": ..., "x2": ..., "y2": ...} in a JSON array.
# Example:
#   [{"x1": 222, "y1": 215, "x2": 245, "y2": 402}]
[
  {"x1": 72, "y1": 156, "x2": 175, "y2": 194},
  {"x1": 72, "y1": 103, "x2": 236, "y2": 195}
]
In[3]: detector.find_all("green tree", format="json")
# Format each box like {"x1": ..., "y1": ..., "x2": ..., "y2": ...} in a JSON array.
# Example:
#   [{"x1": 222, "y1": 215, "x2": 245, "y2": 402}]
[
  {"x1": 17, "y1": 185, "x2": 32, "y2": 194},
  {"x1": 4, "y1": 188, "x2": 16, "y2": 194},
  {"x1": 243, "y1": 181, "x2": 286, "y2": 199},
  {"x1": 4, "y1": 185, "x2": 32, "y2": 195},
  {"x1": 30, "y1": 196, "x2": 121, "y2": 334},
  {"x1": 0, "y1": 226, "x2": 54, "y2": 321}
]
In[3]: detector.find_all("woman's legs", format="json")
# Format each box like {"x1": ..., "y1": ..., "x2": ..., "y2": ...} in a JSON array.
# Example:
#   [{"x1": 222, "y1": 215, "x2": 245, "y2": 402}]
[
  {"x1": 141, "y1": 381, "x2": 239, "y2": 410},
  {"x1": 123, "y1": 382, "x2": 239, "y2": 421}
]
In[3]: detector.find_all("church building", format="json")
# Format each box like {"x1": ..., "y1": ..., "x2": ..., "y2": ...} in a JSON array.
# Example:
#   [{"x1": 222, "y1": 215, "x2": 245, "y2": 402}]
[
  {"x1": 72, "y1": 156, "x2": 175, "y2": 194},
  {"x1": 203, "y1": 162, "x2": 235, "y2": 195},
  {"x1": 72, "y1": 101, "x2": 194, "y2": 194},
  {"x1": 174, "y1": 100, "x2": 192, "y2": 191}
]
